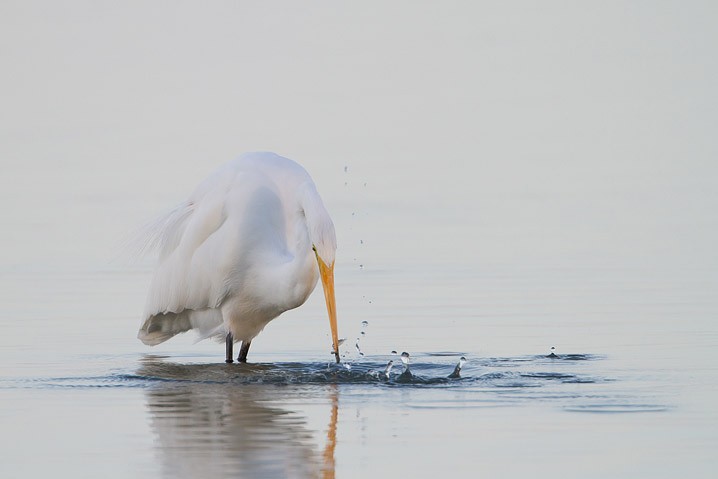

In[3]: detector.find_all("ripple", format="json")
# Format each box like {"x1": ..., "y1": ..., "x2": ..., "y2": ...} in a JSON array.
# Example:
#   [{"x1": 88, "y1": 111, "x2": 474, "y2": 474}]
[
  {"x1": 406, "y1": 399, "x2": 509, "y2": 409},
  {"x1": 126, "y1": 360, "x2": 468, "y2": 387},
  {"x1": 483, "y1": 353, "x2": 602, "y2": 367},
  {"x1": 424, "y1": 351, "x2": 467, "y2": 357},
  {"x1": 559, "y1": 354, "x2": 599, "y2": 361},
  {"x1": 521, "y1": 372, "x2": 577, "y2": 380},
  {"x1": 0, "y1": 351, "x2": 614, "y2": 402},
  {"x1": 564, "y1": 404, "x2": 669, "y2": 413}
]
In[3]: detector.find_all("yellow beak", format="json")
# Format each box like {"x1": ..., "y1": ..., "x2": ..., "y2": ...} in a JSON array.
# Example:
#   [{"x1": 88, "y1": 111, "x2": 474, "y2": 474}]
[{"x1": 317, "y1": 256, "x2": 340, "y2": 363}]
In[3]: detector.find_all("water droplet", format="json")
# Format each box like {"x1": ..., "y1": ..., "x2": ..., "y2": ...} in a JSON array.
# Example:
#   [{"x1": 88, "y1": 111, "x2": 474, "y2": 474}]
[
  {"x1": 358, "y1": 321, "x2": 368, "y2": 339},
  {"x1": 384, "y1": 360, "x2": 394, "y2": 378},
  {"x1": 355, "y1": 339, "x2": 364, "y2": 356},
  {"x1": 547, "y1": 346, "x2": 559, "y2": 359},
  {"x1": 344, "y1": 166, "x2": 348, "y2": 173},
  {"x1": 391, "y1": 350, "x2": 397, "y2": 355},
  {"x1": 359, "y1": 264, "x2": 364, "y2": 269},
  {"x1": 337, "y1": 338, "x2": 346, "y2": 346},
  {"x1": 400, "y1": 352, "x2": 410, "y2": 366},
  {"x1": 360, "y1": 239, "x2": 364, "y2": 244},
  {"x1": 363, "y1": 182, "x2": 367, "y2": 187}
]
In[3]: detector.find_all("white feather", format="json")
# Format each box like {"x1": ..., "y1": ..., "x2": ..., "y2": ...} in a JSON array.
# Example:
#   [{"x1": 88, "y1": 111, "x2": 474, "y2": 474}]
[{"x1": 137, "y1": 152, "x2": 337, "y2": 350}]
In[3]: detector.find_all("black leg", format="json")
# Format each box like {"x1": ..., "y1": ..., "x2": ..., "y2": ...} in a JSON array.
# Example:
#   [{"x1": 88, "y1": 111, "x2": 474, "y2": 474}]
[
  {"x1": 225, "y1": 333, "x2": 234, "y2": 363},
  {"x1": 238, "y1": 340, "x2": 251, "y2": 363}
]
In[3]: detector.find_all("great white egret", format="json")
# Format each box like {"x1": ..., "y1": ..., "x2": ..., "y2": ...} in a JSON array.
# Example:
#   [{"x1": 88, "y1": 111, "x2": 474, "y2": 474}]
[{"x1": 137, "y1": 152, "x2": 340, "y2": 363}]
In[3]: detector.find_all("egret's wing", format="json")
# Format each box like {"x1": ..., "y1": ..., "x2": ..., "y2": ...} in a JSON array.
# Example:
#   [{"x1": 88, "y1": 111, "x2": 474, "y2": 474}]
[{"x1": 138, "y1": 167, "x2": 247, "y2": 345}]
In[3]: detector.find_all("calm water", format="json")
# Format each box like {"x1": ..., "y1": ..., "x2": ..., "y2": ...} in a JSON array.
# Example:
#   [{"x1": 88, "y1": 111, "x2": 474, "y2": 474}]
[{"x1": 2, "y1": 2, "x2": 717, "y2": 478}]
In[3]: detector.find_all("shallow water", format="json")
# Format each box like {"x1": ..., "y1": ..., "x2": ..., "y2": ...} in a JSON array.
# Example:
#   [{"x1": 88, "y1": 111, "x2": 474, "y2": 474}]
[
  {"x1": 2, "y1": 268, "x2": 716, "y2": 479},
  {"x1": 2, "y1": 2, "x2": 718, "y2": 478},
  {"x1": 1, "y1": 200, "x2": 716, "y2": 479}
]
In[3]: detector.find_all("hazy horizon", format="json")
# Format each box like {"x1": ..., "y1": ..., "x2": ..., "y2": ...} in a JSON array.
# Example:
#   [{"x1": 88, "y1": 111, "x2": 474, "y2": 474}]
[{"x1": 2, "y1": 1, "x2": 716, "y2": 272}]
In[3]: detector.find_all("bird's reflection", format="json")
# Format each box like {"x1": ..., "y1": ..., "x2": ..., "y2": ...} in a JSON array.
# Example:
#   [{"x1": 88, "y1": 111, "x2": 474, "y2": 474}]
[
  {"x1": 139, "y1": 358, "x2": 338, "y2": 479},
  {"x1": 322, "y1": 385, "x2": 338, "y2": 479}
]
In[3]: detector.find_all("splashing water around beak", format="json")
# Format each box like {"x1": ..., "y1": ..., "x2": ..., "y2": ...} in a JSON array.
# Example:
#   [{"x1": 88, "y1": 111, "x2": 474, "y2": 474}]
[{"x1": 384, "y1": 360, "x2": 394, "y2": 379}]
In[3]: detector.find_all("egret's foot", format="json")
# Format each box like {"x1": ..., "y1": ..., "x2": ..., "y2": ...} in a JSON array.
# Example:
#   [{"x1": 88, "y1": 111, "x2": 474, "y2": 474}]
[
  {"x1": 225, "y1": 332, "x2": 234, "y2": 364},
  {"x1": 238, "y1": 340, "x2": 251, "y2": 363}
]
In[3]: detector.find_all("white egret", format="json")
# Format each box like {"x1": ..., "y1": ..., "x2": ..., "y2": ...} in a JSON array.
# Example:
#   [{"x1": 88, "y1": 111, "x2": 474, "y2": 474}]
[{"x1": 137, "y1": 152, "x2": 340, "y2": 363}]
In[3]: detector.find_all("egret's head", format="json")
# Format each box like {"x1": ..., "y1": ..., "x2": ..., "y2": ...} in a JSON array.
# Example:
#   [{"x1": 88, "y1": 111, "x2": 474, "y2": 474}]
[
  {"x1": 299, "y1": 182, "x2": 337, "y2": 262},
  {"x1": 310, "y1": 224, "x2": 336, "y2": 269}
]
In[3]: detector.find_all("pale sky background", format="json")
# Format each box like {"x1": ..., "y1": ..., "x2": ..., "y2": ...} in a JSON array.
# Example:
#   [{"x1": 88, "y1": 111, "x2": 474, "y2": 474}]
[{"x1": 1, "y1": 1, "x2": 716, "y2": 271}]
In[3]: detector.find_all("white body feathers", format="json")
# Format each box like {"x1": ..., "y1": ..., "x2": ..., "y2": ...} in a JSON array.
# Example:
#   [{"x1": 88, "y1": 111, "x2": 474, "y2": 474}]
[{"x1": 137, "y1": 152, "x2": 337, "y2": 347}]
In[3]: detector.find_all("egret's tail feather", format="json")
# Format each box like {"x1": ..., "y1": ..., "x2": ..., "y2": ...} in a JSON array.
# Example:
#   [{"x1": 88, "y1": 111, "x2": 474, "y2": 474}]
[
  {"x1": 125, "y1": 202, "x2": 195, "y2": 261},
  {"x1": 138, "y1": 308, "x2": 224, "y2": 346},
  {"x1": 138, "y1": 312, "x2": 192, "y2": 346}
]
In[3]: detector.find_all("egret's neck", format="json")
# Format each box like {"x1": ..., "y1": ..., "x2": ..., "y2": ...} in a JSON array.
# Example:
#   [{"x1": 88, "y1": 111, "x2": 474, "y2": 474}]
[
  {"x1": 254, "y1": 181, "x2": 334, "y2": 313},
  {"x1": 272, "y1": 221, "x2": 319, "y2": 312}
]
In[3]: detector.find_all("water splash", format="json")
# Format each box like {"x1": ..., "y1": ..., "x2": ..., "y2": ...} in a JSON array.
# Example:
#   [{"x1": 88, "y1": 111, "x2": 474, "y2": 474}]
[
  {"x1": 14, "y1": 352, "x2": 622, "y2": 394},
  {"x1": 448, "y1": 356, "x2": 467, "y2": 379},
  {"x1": 547, "y1": 346, "x2": 559, "y2": 359},
  {"x1": 383, "y1": 360, "x2": 394, "y2": 379},
  {"x1": 398, "y1": 352, "x2": 413, "y2": 381},
  {"x1": 333, "y1": 338, "x2": 347, "y2": 359}
]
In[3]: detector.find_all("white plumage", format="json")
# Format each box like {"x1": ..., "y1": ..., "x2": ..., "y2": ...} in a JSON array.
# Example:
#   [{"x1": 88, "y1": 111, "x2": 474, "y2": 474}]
[{"x1": 137, "y1": 152, "x2": 340, "y2": 362}]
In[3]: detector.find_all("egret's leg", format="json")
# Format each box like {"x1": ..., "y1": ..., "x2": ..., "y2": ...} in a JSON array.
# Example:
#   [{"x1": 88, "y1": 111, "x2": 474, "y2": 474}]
[
  {"x1": 238, "y1": 340, "x2": 251, "y2": 363},
  {"x1": 225, "y1": 333, "x2": 234, "y2": 363}
]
